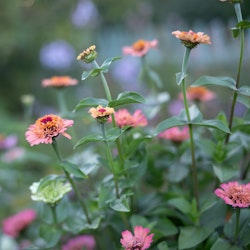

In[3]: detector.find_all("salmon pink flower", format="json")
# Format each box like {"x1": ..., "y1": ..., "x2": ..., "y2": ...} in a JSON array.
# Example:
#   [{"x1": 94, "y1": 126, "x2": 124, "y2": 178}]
[
  {"x1": 62, "y1": 235, "x2": 95, "y2": 250},
  {"x1": 25, "y1": 114, "x2": 74, "y2": 146},
  {"x1": 123, "y1": 39, "x2": 158, "y2": 57},
  {"x1": 172, "y1": 30, "x2": 211, "y2": 49},
  {"x1": 158, "y1": 127, "x2": 189, "y2": 143},
  {"x1": 120, "y1": 225, "x2": 154, "y2": 250},
  {"x1": 89, "y1": 105, "x2": 114, "y2": 123},
  {"x1": 179, "y1": 86, "x2": 216, "y2": 102},
  {"x1": 214, "y1": 181, "x2": 250, "y2": 208},
  {"x1": 42, "y1": 76, "x2": 78, "y2": 88},
  {"x1": 2, "y1": 209, "x2": 37, "y2": 237},
  {"x1": 110, "y1": 109, "x2": 148, "y2": 128}
]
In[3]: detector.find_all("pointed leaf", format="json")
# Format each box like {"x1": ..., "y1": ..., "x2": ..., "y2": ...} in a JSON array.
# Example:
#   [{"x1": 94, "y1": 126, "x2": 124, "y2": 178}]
[
  {"x1": 74, "y1": 134, "x2": 104, "y2": 149},
  {"x1": 179, "y1": 226, "x2": 213, "y2": 249},
  {"x1": 73, "y1": 98, "x2": 108, "y2": 111},
  {"x1": 100, "y1": 56, "x2": 121, "y2": 72},
  {"x1": 60, "y1": 161, "x2": 88, "y2": 179},
  {"x1": 109, "y1": 197, "x2": 130, "y2": 212},
  {"x1": 176, "y1": 72, "x2": 188, "y2": 85},
  {"x1": 213, "y1": 165, "x2": 238, "y2": 182},
  {"x1": 192, "y1": 76, "x2": 237, "y2": 90},
  {"x1": 109, "y1": 91, "x2": 146, "y2": 107},
  {"x1": 237, "y1": 20, "x2": 250, "y2": 29},
  {"x1": 82, "y1": 68, "x2": 102, "y2": 80},
  {"x1": 104, "y1": 127, "x2": 123, "y2": 141},
  {"x1": 148, "y1": 68, "x2": 163, "y2": 88},
  {"x1": 238, "y1": 86, "x2": 250, "y2": 97},
  {"x1": 168, "y1": 197, "x2": 191, "y2": 214},
  {"x1": 155, "y1": 116, "x2": 187, "y2": 135},
  {"x1": 179, "y1": 105, "x2": 202, "y2": 122}
]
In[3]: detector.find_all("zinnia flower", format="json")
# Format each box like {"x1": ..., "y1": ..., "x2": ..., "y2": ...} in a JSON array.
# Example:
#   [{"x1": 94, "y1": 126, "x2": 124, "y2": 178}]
[
  {"x1": 120, "y1": 225, "x2": 154, "y2": 250},
  {"x1": 158, "y1": 127, "x2": 189, "y2": 143},
  {"x1": 62, "y1": 235, "x2": 96, "y2": 250},
  {"x1": 172, "y1": 30, "x2": 211, "y2": 49},
  {"x1": 179, "y1": 86, "x2": 216, "y2": 102},
  {"x1": 77, "y1": 45, "x2": 97, "y2": 63},
  {"x1": 110, "y1": 109, "x2": 148, "y2": 128},
  {"x1": 42, "y1": 76, "x2": 78, "y2": 88},
  {"x1": 123, "y1": 39, "x2": 158, "y2": 57},
  {"x1": 89, "y1": 105, "x2": 114, "y2": 123},
  {"x1": 2, "y1": 209, "x2": 37, "y2": 237},
  {"x1": 30, "y1": 175, "x2": 72, "y2": 205},
  {"x1": 214, "y1": 181, "x2": 250, "y2": 208},
  {"x1": 25, "y1": 114, "x2": 74, "y2": 146}
]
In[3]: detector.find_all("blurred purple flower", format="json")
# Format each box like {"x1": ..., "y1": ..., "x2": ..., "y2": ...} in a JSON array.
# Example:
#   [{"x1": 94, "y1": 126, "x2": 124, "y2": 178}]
[
  {"x1": 40, "y1": 40, "x2": 76, "y2": 70},
  {"x1": 71, "y1": 0, "x2": 99, "y2": 28},
  {"x1": 62, "y1": 235, "x2": 95, "y2": 250},
  {"x1": 168, "y1": 99, "x2": 184, "y2": 116},
  {"x1": 2, "y1": 147, "x2": 25, "y2": 163},
  {"x1": 0, "y1": 135, "x2": 18, "y2": 150}
]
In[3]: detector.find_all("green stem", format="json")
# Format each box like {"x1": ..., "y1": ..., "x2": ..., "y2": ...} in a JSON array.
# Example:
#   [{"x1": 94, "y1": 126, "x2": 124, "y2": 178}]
[
  {"x1": 50, "y1": 205, "x2": 58, "y2": 225},
  {"x1": 57, "y1": 89, "x2": 67, "y2": 116},
  {"x1": 101, "y1": 123, "x2": 120, "y2": 199},
  {"x1": 225, "y1": 3, "x2": 244, "y2": 143},
  {"x1": 234, "y1": 208, "x2": 241, "y2": 242},
  {"x1": 51, "y1": 139, "x2": 91, "y2": 224},
  {"x1": 180, "y1": 47, "x2": 199, "y2": 210}
]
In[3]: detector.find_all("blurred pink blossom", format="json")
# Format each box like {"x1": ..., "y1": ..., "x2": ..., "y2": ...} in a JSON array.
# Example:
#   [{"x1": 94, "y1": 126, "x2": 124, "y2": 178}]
[
  {"x1": 62, "y1": 235, "x2": 95, "y2": 250},
  {"x1": 120, "y1": 225, "x2": 154, "y2": 250},
  {"x1": 214, "y1": 181, "x2": 250, "y2": 208},
  {"x1": 0, "y1": 134, "x2": 18, "y2": 150},
  {"x1": 158, "y1": 127, "x2": 189, "y2": 143},
  {"x1": 2, "y1": 147, "x2": 25, "y2": 163},
  {"x1": 110, "y1": 109, "x2": 148, "y2": 128},
  {"x1": 2, "y1": 209, "x2": 37, "y2": 237}
]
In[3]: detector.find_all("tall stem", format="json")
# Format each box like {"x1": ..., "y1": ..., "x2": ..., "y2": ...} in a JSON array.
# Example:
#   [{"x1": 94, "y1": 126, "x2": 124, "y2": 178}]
[
  {"x1": 52, "y1": 139, "x2": 91, "y2": 224},
  {"x1": 234, "y1": 208, "x2": 241, "y2": 242},
  {"x1": 225, "y1": 3, "x2": 244, "y2": 143},
  {"x1": 180, "y1": 47, "x2": 199, "y2": 210},
  {"x1": 101, "y1": 123, "x2": 120, "y2": 199}
]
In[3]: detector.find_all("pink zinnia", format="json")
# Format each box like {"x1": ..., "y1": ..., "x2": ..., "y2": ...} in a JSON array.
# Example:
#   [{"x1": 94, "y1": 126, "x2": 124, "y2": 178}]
[
  {"x1": 62, "y1": 235, "x2": 95, "y2": 250},
  {"x1": 158, "y1": 127, "x2": 189, "y2": 143},
  {"x1": 214, "y1": 181, "x2": 250, "y2": 208},
  {"x1": 42, "y1": 76, "x2": 78, "y2": 88},
  {"x1": 2, "y1": 209, "x2": 37, "y2": 237},
  {"x1": 121, "y1": 226, "x2": 154, "y2": 250},
  {"x1": 25, "y1": 114, "x2": 74, "y2": 146},
  {"x1": 110, "y1": 109, "x2": 148, "y2": 128},
  {"x1": 123, "y1": 39, "x2": 158, "y2": 57}
]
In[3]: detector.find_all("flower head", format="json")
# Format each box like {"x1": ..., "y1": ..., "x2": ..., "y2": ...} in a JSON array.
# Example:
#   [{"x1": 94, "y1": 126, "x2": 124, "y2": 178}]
[
  {"x1": 25, "y1": 114, "x2": 74, "y2": 146},
  {"x1": 214, "y1": 181, "x2": 250, "y2": 208},
  {"x1": 110, "y1": 109, "x2": 148, "y2": 128},
  {"x1": 2, "y1": 209, "x2": 37, "y2": 237},
  {"x1": 179, "y1": 86, "x2": 216, "y2": 102},
  {"x1": 121, "y1": 225, "x2": 154, "y2": 250},
  {"x1": 158, "y1": 127, "x2": 189, "y2": 143},
  {"x1": 123, "y1": 39, "x2": 158, "y2": 57},
  {"x1": 30, "y1": 175, "x2": 72, "y2": 205},
  {"x1": 172, "y1": 30, "x2": 211, "y2": 49},
  {"x1": 42, "y1": 76, "x2": 78, "y2": 88},
  {"x1": 0, "y1": 134, "x2": 18, "y2": 150},
  {"x1": 62, "y1": 235, "x2": 96, "y2": 250},
  {"x1": 77, "y1": 45, "x2": 97, "y2": 63},
  {"x1": 89, "y1": 105, "x2": 114, "y2": 123}
]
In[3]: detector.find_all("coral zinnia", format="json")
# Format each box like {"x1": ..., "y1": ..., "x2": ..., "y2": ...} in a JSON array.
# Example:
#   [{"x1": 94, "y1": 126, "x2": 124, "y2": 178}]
[
  {"x1": 214, "y1": 181, "x2": 250, "y2": 208},
  {"x1": 25, "y1": 114, "x2": 74, "y2": 146},
  {"x1": 172, "y1": 30, "x2": 211, "y2": 49},
  {"x1": 120, "y1": 225, "x2": 154, "y2": 250},
  {"x1": 123, "y1": 39, "x2": 158, "y2": 57},
  {"x1": 42, "y1": 76, "x2": 78, "y2": 88}
]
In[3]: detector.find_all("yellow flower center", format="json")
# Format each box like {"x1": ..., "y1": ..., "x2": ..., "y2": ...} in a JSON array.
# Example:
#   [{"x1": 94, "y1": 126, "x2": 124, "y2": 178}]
[{"x1": 36, "y1": 115, "x2": 61, "y2": 138}]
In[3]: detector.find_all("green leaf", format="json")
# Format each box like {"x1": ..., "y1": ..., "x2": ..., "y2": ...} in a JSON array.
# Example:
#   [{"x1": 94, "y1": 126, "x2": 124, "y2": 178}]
[
  {"x1": 109, "y1": 91, "x2": 146, "y2": 107},
  {"x1": 82, "y1": 68, "x2": 103, "y2": 80},
  {"x1": 179, "y1": 105, "x2": 202, "y2": 122},
  {"x1": 100, "y1": 56, "x2": 121, "y2": 72},
  {"x1": 192, "y1": 76, "x2": 237, "y2": 90},
  {"x1": 154, "y1": 117, "x2": 187, "y2": 135},
  {"x1": 211, "y1": 238, "x2": 242, "y2": 250},
  {"x1": 109, "y1": 197, "x2": 130, "y2": 212},
  {"x1": 238, "y1": 86, "x2": 250, "y2": 97},
  {"x1": 73, "y1": 97, "x2": 108, "y2": 111},
  {"x1": 192, "y1": 119, "x2": 231, "y2": 134},
  {"x1": 213, "y1": 165, "x2": 238, "y2": 182},
  {"x1": 167, "y1": 197, "x2": 191, "y2": 214},
  {"x1": 176, "y1": 72, "x2": 188, "y2": 85},
  {"x1": 237, "y1": 20, "x2": 250, "y2": 29},
  {"x1": 104, "y1": 127, "x2": 123, "y2": 141},
  {"x1": 148, "y1": 68, "x2": 163, "y2": 88},
  {"x1": 59, "y1": 161, "x2": 88, "y2": 179},
  {"x1": 39, "y1": 224, "x2": 61, "y2": 248},
  {"x1": 157, "y1": 242, "x2": 169, "y2": 250},
  {"x1": 74, "y1": 134, "x2": 103, "y2": 149},
  {"x1": 231, "y1": 27, "x2": 240, "y2": 38},
  {"x1": 179, "y1": 226, "x2": 213, "y2": 249}
]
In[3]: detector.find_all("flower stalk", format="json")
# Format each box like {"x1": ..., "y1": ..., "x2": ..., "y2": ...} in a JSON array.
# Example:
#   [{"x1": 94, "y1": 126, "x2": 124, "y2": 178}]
[
  {"x1": 234, "y1": 208, "x2": 241, "y2": 242},
  {"x1": 180, "y1": 47, "x2": 199, "y2": 210},
  {"x1": 51, "y1": 139, "x2": 91, "y2": 224}
]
